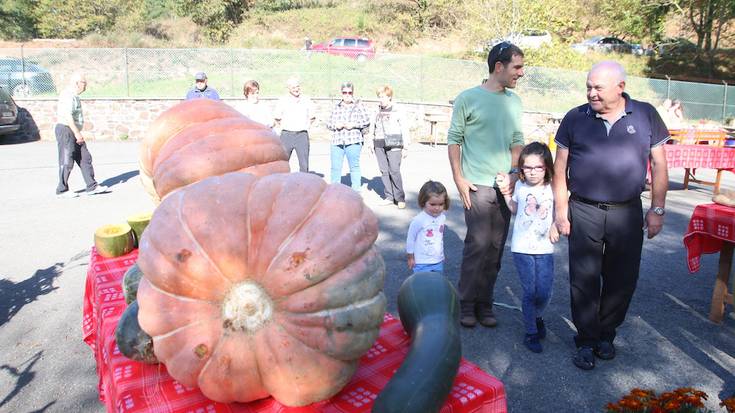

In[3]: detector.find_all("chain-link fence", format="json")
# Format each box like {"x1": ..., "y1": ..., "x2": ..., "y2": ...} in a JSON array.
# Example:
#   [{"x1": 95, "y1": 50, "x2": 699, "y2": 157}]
[{"x1": 3, "y1": 47, "x2": 734, "y2": 122}]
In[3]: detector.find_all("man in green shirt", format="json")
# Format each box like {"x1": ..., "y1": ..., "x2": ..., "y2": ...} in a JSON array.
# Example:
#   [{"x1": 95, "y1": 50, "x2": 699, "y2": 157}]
[{"x1": 448, "y1": 42, "x2": 525, "y2": 328}]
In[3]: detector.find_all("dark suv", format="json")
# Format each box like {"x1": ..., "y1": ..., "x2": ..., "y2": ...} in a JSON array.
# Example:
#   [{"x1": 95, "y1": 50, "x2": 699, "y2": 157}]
[
  {"x1": 310, "y1": 37, "x2": 376, "y2": 62},
  {"x1": 0, "y1": 86, "x2": 20, "y2": 136},
  {"x1": 0, "y1": 58, "x2": 57, "y2": 98}
]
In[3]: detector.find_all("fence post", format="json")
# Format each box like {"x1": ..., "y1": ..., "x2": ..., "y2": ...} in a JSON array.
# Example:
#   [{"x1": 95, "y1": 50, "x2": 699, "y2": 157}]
[
  {"x1": 722, "y1": 81, "x2": 729, "y2": 122},
  {"x1": 230, "y1": 48, "x2": 235, "y2": 97},
  {"x1": 124, "y1": 48, "x2": 130, "y2": 97},
  {"x1": 665, "y1": 75, "x2": 670, "y2": 100},
  {"x1": 419, "y1": 55, "x2": 424, "y2": 102}
]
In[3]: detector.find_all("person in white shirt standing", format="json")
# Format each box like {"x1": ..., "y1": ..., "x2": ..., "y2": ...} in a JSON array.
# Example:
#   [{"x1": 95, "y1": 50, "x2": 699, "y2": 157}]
[
  {"x1": 273, "y1": 77, "x2": 316, "y2": 172},
  {"x1": 55, "y1": 72, "x2": 107, "y2": 198},
  {"x1": 406, "y1": 180, "x2": 450, "y2": 274}
]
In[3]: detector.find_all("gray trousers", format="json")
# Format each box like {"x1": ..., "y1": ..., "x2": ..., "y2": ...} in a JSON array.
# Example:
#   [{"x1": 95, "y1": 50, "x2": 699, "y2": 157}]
[
  {"x1": 568, "y1": 197, "x2": 643, "y2": 348},
  {"x1": 458, "y1": 185, "x2": 511, "y2": 305},
  {"x1": 55, "y1": 124, "x2": 96, "y2": 194},
  {"x1": 280, "y1": 130, "x2": 309, "y2": 172},
  {"x1": 374, "y1": 146, "x2": 405, "y2": 202}
]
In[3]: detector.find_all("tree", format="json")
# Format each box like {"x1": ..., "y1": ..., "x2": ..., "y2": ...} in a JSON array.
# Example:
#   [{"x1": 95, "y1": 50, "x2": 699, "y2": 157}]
[
  {"x1": 0, "y1": 0, "x2": 38, "y2": 40},
  {"x1": 172, "y1": 0, "x2": 254, "y2": 42},
  {"x1": 35, "y1": 0, "x2": 145, "y2": 38}
]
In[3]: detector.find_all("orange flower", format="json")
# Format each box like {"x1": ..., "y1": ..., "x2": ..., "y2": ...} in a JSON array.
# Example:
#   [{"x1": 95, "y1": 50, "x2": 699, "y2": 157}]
[
  {"x1": 663, "y1": 400, "x2": 681, "y2": 411},
  {"x1": 605, "y1": 402, "x2": 621, "y2": 412}
]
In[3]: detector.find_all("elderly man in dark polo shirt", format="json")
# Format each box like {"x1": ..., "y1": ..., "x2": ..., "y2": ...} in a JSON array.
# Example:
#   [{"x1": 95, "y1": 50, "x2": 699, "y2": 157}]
[{"x1": 552, "y1": 61, "x2": 668, "y2": 370}]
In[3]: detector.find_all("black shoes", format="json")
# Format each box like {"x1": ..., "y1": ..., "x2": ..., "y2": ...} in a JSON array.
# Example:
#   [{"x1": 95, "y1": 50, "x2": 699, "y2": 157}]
[
  {"x1": 594, "y1": 341, "x2": 616, "y2": 360},
  {"x1": 524, "y1": 333, "x2": 543, "y2": 353},
  {"x1": 536, "y1": 317, "x2": 546, "y2": 339},
  {"x1": 476, "y1": 302, "x2": 498, "y2": 328},
  {"x1": 460, "y1": 302, "x2": 477, "y2": 328},
  {"x1": 573, "y1": 341, "x2": 616, "y2": 370},
  {"x1": 573, "y1": 346, "x2": 595, "y2": 370}
]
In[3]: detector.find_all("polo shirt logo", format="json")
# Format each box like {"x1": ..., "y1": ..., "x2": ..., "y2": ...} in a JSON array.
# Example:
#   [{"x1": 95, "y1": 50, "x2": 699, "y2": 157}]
[{"x1": 627, "y1": 125, "x2": 636, "y2": 134}]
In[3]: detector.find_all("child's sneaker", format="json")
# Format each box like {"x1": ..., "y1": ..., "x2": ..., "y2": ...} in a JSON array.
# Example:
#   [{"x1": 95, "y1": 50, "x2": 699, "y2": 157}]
[
  {"x1": 524, "y1": 333, "x2": 543, "y2": 353},
  {"x1": 536, "y1": 317, "x2": 547, "y2": 339}
]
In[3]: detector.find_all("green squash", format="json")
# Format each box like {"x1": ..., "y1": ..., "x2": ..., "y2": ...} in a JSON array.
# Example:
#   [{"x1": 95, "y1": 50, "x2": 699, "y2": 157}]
[
  {"x1": 122, "y1": 262, "x2": 144, "y2": 305},
  {"x1": 115, "y1": 300, "x2": 158, "y2": 364},
  {"x1": 94, "y1": 223, "x2": 135, "y2": 258},
  {"x1": 372, "y1": 272, "x2": 461, "y2": 413}
]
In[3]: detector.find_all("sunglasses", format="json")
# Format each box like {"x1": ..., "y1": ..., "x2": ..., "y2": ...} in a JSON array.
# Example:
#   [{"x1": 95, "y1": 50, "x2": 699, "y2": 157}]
[
  {"x1": 342, "y1": 91, "x2": 353, "y2": 95},
  {"x1": 490, "y1": 41, "x2": 512, "y2": 65}
]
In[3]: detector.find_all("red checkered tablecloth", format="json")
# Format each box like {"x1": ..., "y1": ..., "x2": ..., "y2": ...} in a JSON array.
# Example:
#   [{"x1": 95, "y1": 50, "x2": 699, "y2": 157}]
[
  {"x1": 684, "y1": 203, "x2": 735, "y2": 273},
  {"x1": 664, "y1": 145, "x2": 735, "y2": 170},
  {"x1": 83, "y1": 248, "x2": 507, "y2": 413}
]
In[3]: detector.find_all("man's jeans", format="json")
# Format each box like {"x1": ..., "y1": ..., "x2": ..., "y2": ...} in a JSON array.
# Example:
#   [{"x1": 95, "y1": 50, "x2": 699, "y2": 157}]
[
  {"x1": 512, "y1": 252, "x2": 554, "y2": 335},
  {"x1": 330, "y1": 143, "x2": 362, "y2": 191}
]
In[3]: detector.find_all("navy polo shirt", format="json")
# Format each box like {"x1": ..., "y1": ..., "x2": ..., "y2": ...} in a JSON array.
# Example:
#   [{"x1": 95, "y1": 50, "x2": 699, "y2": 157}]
[{"x1": 554, "y1": 93, "x2": 669, "y2": 202}]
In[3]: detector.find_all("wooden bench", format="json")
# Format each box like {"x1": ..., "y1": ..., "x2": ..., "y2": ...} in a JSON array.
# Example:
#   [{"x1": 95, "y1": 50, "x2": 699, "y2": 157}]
[{"x1": 668, "y1": 128, "x2": 729, "y2": 146}]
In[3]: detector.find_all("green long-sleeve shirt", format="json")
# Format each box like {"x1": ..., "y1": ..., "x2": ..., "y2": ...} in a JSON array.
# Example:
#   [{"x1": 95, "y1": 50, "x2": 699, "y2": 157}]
[{"x1": 447, "y1": 86, "x2": 524, "y2": 186}]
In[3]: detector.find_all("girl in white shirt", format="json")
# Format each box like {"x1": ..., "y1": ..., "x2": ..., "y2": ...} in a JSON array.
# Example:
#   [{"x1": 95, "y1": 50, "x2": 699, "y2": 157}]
[
  {"x1": 497, "y1": 142, "x2": 558, "y2": 353},
  {"x1": 406, "y1": 180, "x2": 449, "y2": 274}
]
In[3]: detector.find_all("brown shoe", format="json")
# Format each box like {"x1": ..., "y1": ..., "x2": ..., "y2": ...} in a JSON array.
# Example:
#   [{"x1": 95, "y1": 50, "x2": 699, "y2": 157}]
[
  {"x1": 460, "y1": 301, "x2": 477, "y2": 328},
  {"x1": 476, "y1": 302, "x2": 498, "y2": 328}
]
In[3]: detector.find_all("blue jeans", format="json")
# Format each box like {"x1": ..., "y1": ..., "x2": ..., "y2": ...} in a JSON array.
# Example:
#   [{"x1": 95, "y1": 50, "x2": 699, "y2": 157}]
[
  {"x1": 331, "y1": 143, "x2": 362, "y2": 191},
  {"x1": 413, "y1": 261, "x2": 444, "y2": 274},
  {"x1": 512, "y1": 252, "x2": 554, "y2": 335}
]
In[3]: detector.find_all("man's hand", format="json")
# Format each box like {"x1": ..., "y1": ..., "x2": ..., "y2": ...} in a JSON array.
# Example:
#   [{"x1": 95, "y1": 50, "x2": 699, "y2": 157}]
[
  {"x1": 645, "y1": 209, "x2": 664, "y2": 239},
  {"x1": 554, "y1": 212, "x2": 571, "y2": 236},
  {"x1": 75, "y1": 133, "x2": 85, "y2": 144},
  {"x1": 407, "y1": 254, "x2": 415, "y2": 270},
  {"x1": 454, "y1": 175, "x2": 477, "y2": 210},
  {"x1": 496, "y1": 173, "x2": 511, "y2": 195}
]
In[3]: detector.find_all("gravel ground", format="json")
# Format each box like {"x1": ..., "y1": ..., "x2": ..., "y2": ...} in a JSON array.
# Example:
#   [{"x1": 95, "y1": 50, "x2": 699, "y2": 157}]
[{"x1": 1, "y1": 136, "x2": 734, "y2": 413}]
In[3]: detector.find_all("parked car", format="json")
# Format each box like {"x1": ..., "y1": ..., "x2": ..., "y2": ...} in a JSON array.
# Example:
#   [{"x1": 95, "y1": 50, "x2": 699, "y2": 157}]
[
  {"x1": 309, "y1": 37, "x2": 376, "y2": 62},
  {"x1": 0, "y1": 86, "x2": 21, "y2": 136},
  {"x1": 0, "y1": 58, "x2": 57, "y2": 98},
  {"x1": 571, "y1": 36, "x2": 636, "y2": 54},
  {"x1": 653, "y1": 37, "x2": 697, "y2": 56}
]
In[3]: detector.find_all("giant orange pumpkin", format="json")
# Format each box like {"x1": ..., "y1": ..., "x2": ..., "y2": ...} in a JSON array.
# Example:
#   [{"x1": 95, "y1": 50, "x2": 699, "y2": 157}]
[
  {"x1": 136, "y1": 172, "x2": 386, "y2": 406},
  {"x1": 152, "y1": 117, "x2": 289, "y2": 199},
  {"x1": 138, "y1": 99, "x2": 246, "y2": 202}
]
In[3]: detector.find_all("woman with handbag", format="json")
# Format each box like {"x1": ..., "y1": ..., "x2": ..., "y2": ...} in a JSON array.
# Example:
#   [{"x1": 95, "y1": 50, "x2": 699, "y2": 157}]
[
  {"x1": 368, "y1": 85, "x2": 410, "y2": 208},
  {"x1": 326, "y1": 82, "x2": 371, "y2": 192}
]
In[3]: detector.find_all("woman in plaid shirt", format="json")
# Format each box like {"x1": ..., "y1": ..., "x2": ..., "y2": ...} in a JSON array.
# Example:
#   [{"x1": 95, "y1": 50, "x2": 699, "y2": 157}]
[{"x1": 327, "y1": 82, "x2": 371, "y2": 191}]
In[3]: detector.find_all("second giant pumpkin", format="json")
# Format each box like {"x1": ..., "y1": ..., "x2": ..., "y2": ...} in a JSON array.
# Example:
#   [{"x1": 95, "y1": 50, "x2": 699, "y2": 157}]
[{"x1": 136, "y1": 172, "x2": 386, "y2": 406}]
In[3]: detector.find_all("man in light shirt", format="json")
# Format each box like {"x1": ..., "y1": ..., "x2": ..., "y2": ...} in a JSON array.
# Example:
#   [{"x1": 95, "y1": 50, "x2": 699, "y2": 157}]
[
  {"x1": 55, "y1": 73, "x2": 107, "y2": 198},
  {"x1": 273, "y1": 77, "x2": 316, "y2": 172}
]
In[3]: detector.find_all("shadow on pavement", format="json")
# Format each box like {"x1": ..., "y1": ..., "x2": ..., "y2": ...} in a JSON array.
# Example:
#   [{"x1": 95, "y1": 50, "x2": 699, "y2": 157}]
[
  {"x1": 0, "y1": 351, "x2": 47, "y2": 409},
  {"x1": 100, "y1": 170, "x2": 139, "y2": 188},
  {"x1": 0, "y1": 264, "x2": 62, "y2": 328}
]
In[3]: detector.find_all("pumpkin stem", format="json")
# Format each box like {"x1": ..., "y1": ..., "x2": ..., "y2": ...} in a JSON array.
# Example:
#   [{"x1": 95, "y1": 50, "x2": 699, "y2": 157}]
[{"x1": 221, "y1": 282, "x2": 273, "y2": 333}]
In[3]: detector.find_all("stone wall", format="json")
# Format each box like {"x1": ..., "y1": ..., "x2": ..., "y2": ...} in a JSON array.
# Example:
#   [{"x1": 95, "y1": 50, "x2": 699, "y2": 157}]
[{"x1": 15, "y1": 97, "x2": 554, "y2": 144}]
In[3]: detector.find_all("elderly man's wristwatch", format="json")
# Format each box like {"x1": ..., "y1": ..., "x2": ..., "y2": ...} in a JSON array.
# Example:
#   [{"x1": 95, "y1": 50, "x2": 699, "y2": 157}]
[{"x1": 651, "y1": 206, "x2": 665, "y2": 216}]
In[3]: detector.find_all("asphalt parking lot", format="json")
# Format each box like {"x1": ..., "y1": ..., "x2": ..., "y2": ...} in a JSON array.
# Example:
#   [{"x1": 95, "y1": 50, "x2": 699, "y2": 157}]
[{"x1": 1, "y1": 137, "x2": 735, "y2": 412}]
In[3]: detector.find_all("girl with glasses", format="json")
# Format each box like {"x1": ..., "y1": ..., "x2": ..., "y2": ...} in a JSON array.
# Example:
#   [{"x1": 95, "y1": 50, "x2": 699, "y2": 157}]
[{"x1": 496, "y1": 141, "x2": 558, "y2": 353}]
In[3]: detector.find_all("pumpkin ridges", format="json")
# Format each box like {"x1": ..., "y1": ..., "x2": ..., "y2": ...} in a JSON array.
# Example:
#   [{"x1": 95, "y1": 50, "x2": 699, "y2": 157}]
[
  {"x1": 261, "y1": 184, "x2": 379, "y2": 297},
  {"x1": 151, "y1": 318, "x2": 223, "y2": 388},
  {"x1": 138, "y1": 190, "x2": 232, "y2": 301},
  {"x1": 140, "y1": 99, "x2": 243, "y2": 176},
  {"x1": 179, "y1": 173, "x2": 258, "y2": 284},
  {"x1": 152, "y1": 118, "x2": 283, "y2": 171},
  {"x1": 153, "y1": 138, "x2": 289, "y2": 199},
  {"x1": 246, "y1": 173, "x2": 328, "y2": 280},
  {"x1": 277, "y1": 247, "x2": 385, "y2": 313},
  {"x1": 276, "y1": 293, "x2": 386, "y2": 360},
  {"x1": 137, "y1": 278, "x2": 221, "y2": 336},
  {"x1": 197, "y1": 334, "x2": 269, "y2": 403},
  {"x1": 255, "y1": 323, "x2": 358, "y2": 407}
]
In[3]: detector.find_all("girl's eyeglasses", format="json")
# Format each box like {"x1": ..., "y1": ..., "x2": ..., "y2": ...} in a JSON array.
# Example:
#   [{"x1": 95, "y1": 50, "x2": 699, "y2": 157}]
[
  {"x1": 341, "y1": 91, "x2": 353, "y2": 95},
  {"x1": 522, "y1": 166, "x2": 546, "y2": 173}
]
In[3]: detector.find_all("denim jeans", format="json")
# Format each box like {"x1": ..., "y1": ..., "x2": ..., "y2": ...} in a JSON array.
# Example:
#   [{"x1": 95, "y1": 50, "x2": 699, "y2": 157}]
[
  {"x1": 330, "y1": 143, "x2": 362, "y2": 191},
  {"x1": 413, "y1": 261, "x2": 443, "y2": 274},
  {"x1": 512, "y1": 252, "x2": 554, "y2": 335}
]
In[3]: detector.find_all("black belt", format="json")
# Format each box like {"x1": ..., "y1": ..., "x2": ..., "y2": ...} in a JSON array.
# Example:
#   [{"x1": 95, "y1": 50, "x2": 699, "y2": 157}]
[{"x1": 570, "y1": 193, "x2": 637, "y2": 210}]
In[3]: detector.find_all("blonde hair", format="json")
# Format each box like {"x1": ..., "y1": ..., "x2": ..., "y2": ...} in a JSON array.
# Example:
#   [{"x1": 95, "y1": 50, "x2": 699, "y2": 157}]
[{"x1": 376, "y1": 85, "x2": 394, "y2": 98}]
